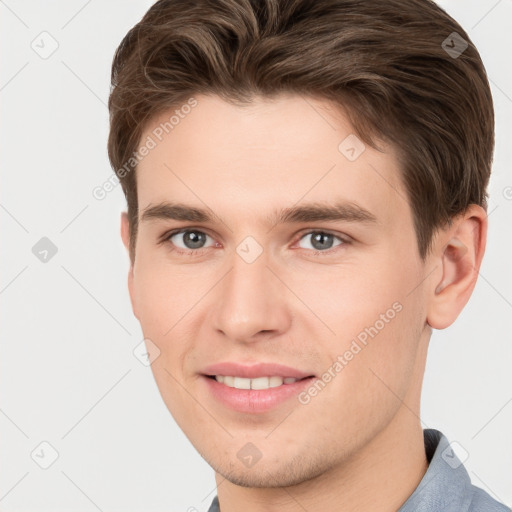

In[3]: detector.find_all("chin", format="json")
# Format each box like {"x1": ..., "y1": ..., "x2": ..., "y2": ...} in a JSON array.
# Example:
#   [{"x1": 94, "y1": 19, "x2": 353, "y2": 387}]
[{"x1": 209, "y1": 454, "x2": 331, "y2": 489}]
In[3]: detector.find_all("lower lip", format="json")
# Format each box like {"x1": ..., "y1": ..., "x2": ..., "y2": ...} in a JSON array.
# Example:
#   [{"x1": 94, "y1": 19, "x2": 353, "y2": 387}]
[{"x1": 201, "y1": 375, "x2": 316, "y2": 414}]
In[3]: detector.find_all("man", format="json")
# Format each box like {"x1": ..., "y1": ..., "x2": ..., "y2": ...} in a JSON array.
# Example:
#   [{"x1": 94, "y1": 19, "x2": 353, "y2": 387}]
[{"x1": 107, "y1": 0, "x2": 509, "y2": 510}]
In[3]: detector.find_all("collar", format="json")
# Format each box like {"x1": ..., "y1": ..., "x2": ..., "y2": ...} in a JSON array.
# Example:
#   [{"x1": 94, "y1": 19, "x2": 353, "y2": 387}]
[{"x1": 398, "y1": 428, "x2": 473, "y2": 511}]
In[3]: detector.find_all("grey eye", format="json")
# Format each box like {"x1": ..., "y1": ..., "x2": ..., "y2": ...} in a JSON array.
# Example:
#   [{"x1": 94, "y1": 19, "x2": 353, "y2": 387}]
[
  {"x1": 170, "y1": 230, "x2": 213, "y2": 250},
  {"x1": 298, "y1": 231, "x2": 343, "y2": 251}
]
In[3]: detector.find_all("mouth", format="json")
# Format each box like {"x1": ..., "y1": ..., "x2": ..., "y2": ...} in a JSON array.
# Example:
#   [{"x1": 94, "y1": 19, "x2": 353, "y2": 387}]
[
  {"x1": 199, "y1": 362, "x2": 317, "y2": 413},
  {"x1": 200, "y1": 369, "x2": 317, "y2": 413}
]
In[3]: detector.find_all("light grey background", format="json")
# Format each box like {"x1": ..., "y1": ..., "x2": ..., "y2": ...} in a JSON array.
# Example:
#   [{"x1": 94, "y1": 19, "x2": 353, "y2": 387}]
[{"x1": 0, "y1": 1, "x2": 511, "y2": 510}]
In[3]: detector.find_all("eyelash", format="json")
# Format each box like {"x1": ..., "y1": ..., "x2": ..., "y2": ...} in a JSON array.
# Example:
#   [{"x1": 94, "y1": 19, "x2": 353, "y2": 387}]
[{"x1": 159, "y1": 228, "x2": 351, "y2": 257}]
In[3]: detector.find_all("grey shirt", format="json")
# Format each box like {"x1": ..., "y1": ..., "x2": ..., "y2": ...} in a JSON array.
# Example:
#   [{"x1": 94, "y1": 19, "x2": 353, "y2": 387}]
[{"x1": 207, "y1": 429, "x2": 510, "y2": 511}]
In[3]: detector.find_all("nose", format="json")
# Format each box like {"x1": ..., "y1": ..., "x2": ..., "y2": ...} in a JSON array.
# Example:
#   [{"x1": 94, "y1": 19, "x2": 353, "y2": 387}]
[{"x1": 210, "y1": 247, "x2": 292, "y2": 344}]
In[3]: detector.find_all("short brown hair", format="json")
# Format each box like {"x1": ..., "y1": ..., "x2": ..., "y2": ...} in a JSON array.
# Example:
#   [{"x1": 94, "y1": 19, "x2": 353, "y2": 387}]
[{"x1": 108, "y1": 0, "x2": 494, "y2": 265}]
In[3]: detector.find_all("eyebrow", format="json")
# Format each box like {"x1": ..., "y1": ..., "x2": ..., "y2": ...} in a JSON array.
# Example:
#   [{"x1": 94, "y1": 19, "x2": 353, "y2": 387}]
[{"x1": 140, "y1": 200, "x2": 379, "y2": 226}]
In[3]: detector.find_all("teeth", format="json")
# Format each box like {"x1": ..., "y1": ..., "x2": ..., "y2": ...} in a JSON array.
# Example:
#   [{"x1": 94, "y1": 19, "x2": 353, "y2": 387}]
[
  {"x1": 269, "y1": 376, "x2": 283, "y2": 388},
  {"x1": 251, "y1": 377, "x2": 271, "y2": 390},
  {"x1": 214, "y1": 375, "x2": 299, "y2": 389},
  {"x1": 234, "y1": 377, "x2": 251, "y2": 389}
]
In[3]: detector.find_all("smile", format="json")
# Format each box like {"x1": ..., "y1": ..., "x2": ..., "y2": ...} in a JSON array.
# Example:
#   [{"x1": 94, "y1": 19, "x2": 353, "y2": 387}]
[{"x1": 202, "y1": 374, "x2": 316, "y2": 413}]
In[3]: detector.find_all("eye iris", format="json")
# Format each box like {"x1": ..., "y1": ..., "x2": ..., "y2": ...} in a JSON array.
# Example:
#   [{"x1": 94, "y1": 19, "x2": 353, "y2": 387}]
[
  {"x1": 311, "y1": 232, "x2": 334, "y2": 250},
  {"x1": 183, "y1": 231, "x2": 206, "y2": 249}
]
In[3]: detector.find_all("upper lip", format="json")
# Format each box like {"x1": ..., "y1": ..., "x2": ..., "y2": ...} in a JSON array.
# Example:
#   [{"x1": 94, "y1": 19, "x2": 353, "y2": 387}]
[{"x1": 202, "y1": 362, "x2": 315, "y2": 379}]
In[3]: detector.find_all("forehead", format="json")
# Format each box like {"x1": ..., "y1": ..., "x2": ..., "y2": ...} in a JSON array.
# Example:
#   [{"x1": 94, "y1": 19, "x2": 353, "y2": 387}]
[{"x1": 135, "y1": 93, "x2": 408, "y2": 228}]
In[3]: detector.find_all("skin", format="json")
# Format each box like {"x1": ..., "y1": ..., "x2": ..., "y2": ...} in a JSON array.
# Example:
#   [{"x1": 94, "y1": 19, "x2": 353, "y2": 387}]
[{"x1": 120, "y1": 93, "x2": 487, "y2": 512}]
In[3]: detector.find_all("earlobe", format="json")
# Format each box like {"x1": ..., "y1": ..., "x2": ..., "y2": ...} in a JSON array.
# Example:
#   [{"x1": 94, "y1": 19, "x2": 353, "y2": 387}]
[{"x1": 426, "y1": 205, "x2": 487, "y2": 330}]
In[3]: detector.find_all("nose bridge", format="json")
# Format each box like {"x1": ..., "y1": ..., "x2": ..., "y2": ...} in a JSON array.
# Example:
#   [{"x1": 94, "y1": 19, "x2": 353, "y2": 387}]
[{"x1": 211, "y1": 240, "x2": 289, "y2": 342}]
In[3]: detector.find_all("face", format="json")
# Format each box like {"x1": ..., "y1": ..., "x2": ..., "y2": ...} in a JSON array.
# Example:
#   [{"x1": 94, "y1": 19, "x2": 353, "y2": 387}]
[{"x1": 123, "y1": 93, "x2": 433, "y2": 487}]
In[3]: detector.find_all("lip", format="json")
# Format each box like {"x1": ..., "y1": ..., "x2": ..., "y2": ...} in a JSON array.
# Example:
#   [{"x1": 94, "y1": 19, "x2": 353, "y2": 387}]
[
  {"x1": 201, "y1": 374, "x2": 316, "y2": 414},
  {"x1": 199, "y1": 361, "x2": 316, "y2": 414},
  {"x1": 201, "y1": 362, "x2": 314, "y2": 379}
]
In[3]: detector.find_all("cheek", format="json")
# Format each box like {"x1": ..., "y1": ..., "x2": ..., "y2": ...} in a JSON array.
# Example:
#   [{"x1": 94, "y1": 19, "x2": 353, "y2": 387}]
[
  {"x1": 310, "y1": 300, "x2": 421, "y2": 442},
  {"x1": 312, "y1": 253, "x2": 423, "y2": 394},
  {"x1": 298, "y1": 258, "x2": 404, "y2": 338},
  {"x1": 132, "y1": 266, "x2": 197, "y2": 387},
  {"x1": 134, "y1": 256, "x2": 197, "y2": 332}
]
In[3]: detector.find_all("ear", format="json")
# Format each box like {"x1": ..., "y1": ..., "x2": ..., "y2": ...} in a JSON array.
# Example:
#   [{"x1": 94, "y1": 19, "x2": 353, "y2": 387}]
[
  {"x1": 121, "y1": 212, "x2": 139, "y2": 320},
  {"x1": 426, "y1": 204, "x2": 487, "y2": 330}
]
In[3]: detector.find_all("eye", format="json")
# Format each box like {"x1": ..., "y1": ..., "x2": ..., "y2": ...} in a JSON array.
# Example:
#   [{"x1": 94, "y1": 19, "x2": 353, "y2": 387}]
[
  {"x1": 161, "y1": 228, "x2": 349, "y2": 256},
  {"x1": 296, "y1": 230, "x2": 347, "y2": 253},
  {"x1": 165, "y1": 229, "x2": 215, "y2": 254}
]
